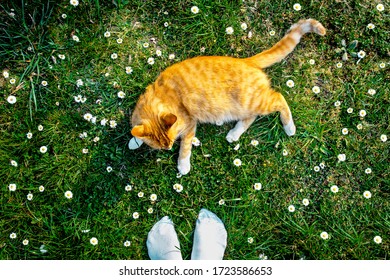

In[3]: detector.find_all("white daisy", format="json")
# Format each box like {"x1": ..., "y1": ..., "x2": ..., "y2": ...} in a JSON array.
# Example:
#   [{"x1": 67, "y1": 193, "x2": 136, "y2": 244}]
[
  {"x1": 288, "y1": 205, "x2": 295, "y2": 212},
  {"x1": 125, "y1": 185, "x2": 132, "y2": 191},
  {"x1": 367, "y1": 89, "x2": 376, "y2": 96},
  {"x1": 376, "y1": 4, "x2": 384, "y2": 12},
  {"x1": 320, "y1": 231, "x2": 329, "y2": 240},
  {"x1": 100, "y1": 118, "x2": 107, "y2": 126},
  {"x1": 40, "y1": 146, "x2": 48, "y2": 153},
  {"x1": 250, "y1": 139, "x2": 259, "y2": 146},
  {"x1": 39, "y1": 185, "x2": 45, "y2": 192},
  {"x1": 27, "y1": 132, "x2": 33, "y2": 139},
  {"x1": 282, "y1": 149, "x2": 288, "y2": 156},
  {"x1": 347, "y1": 108, "x2": 353, "y2": 114},
  {"x1": 336, "y1": 62, "x2": 343, "y2": 68},
  {"x1": 82, "y1": 148, "x2": 88, "y2": 154},
  {"x1": 150, "y1": 194, "x2": 157, "y2": 202},
  {"x1": 27, "y1": 193, "x2": 33, "y2": 201},
  {"x1": 111, "y1": 53, "x2": 118, "y2": 60},
  {"x1": 286, "y1": 80, "x2": 295, "y2": 88},
  {"x1": 363, "y1": 191, "x2": 372, "y2": 199},
  {"x1": 124, "y1": 240, "x2": 131, "y2": 247},
  {"x1": 3, "y1": 70, "x2": 9, "y2": 78},
  {"x1": 312, "y1": 86, "x2": 320, "y2": 94},
  {"x1": 192, "y1": 137, "x2": 201, "y2": 146},
  {"x1": 104, "y1": 31, "x2": 111, "y2": 38},
  {"x1": 365, "y1": 168, "x2": 372, "y2": 174},
  {"x1": 334, "y1": 100, "x2": 341, "y2": 107},
  {"x1": 83, "y1": 113, "x2": 93, "y2": 121},
  {"x1": 373, "y1": 236, "x2": 382, "y2": 244},
  {"x1": 90, "y1": 237, "x2": 98, "y2": 245},
  {"x1": 132, "y1": 212, "x2": 139, "y2": 219},
  {"x1": 173, "y1": 183, "x2": 183, "y2": 193},
  {"x1": 233, "y1": 158, "x2": 242, "y2": 166},
  {"x1": 218, "y1": 199, "x2": 225, "y2": 205},
  {"x1": 61, "y1": 14, "x2": 67, "y2": 19},
  {"x1": 314, "y1": 166, "x2": 320, "y2": 172},
  {"x1": 169, "y1": 53, "x2": 176, "y2": 60},
  {"x1": 330, "y1": 185, "x2": 339, "y2": 193},
  {"x1": 106, "y1": 166, "x2": 113, "y2": 172},
  {"x1": 359, "y1": 110, "x2": 367, "y2": 117},
  {"x1": 137, "y1": 191, "x2": 144, "y2": 198},
  {"x1": 117, "y1": 91, "x2": 126, "y2": 98},
  {"x1": 309, "y1": 59, "x2": 315, "y2": 65},
  {"x1": 8, "y1": 183, "x2": 17, "y2": 191},
  {"x1": 293, "y1": 3, "x2": 302, "y2": 11},
  {"x1": 10, "y1": 232, "x2": 17, "y2": 239},
  {"x1": 65, "y1": 190, "x2": 73, "y2": 199},
  {"x1": 38, "y1": 125, "x2": 44, "y2": 131},
  {"x1": 357, "y1": 50, "x2": 366, "y2": 59},
  {"x1": 116, "y1": 38, "x2": 123, "y2": 44},
  {"x1": 234, "y1": 144, "x2": 240, "y2": 151},
  {"x1": 156, "y1": 49, "x2": 162, "y2": 56},
  {"x1": 253, "y1": 183, "x2": 262, "y2": 190},
  {"x1": 338, "y1": 154, "x2": 346, "y2": 162},
  {"x1": 10, "y1": 78, "x2": 16, "y2": 84},
  {"x1": 109, "y1": 120, "x2": 117, "y2": 128},
  {"x1": 10, "y1": 160, "x2": 18, "y2": 167},
  {"x1": 241, "y1": 23, "x2": 248, "y2": 30},
  {"x1": 342, "y1": 128, "x2": 349, "y2": 135},
  {"x1": 302, "y1": 198, "x2": 309, "y2": 206},
  {"x1": 380, "y1": 134, "x2": 387, "y2": 142},
  {"x1": 269, "y1": 30, "x2": 275, "y2": 36},
  {"x1": 357, "y1": 123, "x2": 363, "y2": 130},
  {"x1": 248, "y1": 237, "x2": 254, "y2": 244},
  {"x1": 191, "y1": 6, "x2": 199, "y2": 14},
  {"x1": 125, "y1": 66, "x2": 133, "y2": 74},
  {"x1": 147, "y1": 57, "x2": 155, "y2": 65},
  {"x1": 143, "y1": 42, "x2": 149, "y2": 48},
  {"x1": 70, "y1": 0, "x2": 79, "y2": 7},
  {"x1": 41, "y1": 81, "x2": 48, "y2": 87},
  {"x1": 22, "y1": 239, "x2": 29, "y2": 246},
  {"x1": 379, "y1": 62, "x2": 386, "y2": 68},
  {"x1": 76, "y1": 79, "x2": 83, "y2": 87},
  {"x1": 225, "y1": 27, "x2": 234, "y2": 35},
  {"x1": 367, "y1": 23, "x2": 375, "y2": 30},
  {"x1": 7, "y1": 95, "x2": 17, "y2": 104},
  {"x1": 147, "y1": 208, "x2": 154, "y2": 214},
  {"x1": 72, "y1": 35, "x2": 80, "y2": 42}
]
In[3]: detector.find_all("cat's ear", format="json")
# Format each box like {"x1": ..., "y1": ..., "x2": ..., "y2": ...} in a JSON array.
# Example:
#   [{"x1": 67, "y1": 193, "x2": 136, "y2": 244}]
[
  {"x1": 131, "y1": 125, "x2": 146, "y2": 138},
  {"x1": 161, "y1": 113, "x2": 177, "y2": 129}
]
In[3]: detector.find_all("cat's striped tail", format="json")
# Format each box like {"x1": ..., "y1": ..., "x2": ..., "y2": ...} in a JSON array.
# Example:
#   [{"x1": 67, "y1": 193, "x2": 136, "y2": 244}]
[{"x1": 246, "y1": 19, "x2": 326, "y2": 69}]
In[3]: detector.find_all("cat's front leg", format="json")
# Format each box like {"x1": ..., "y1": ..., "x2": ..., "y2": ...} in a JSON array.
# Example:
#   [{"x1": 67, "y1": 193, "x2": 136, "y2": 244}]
[{"x1": 177, "y1": 127, "x2": 196, "y2": 175}]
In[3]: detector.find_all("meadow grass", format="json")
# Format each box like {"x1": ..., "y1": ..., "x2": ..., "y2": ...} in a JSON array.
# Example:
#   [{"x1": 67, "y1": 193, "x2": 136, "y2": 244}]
[{"x1": 0, "y1": 0, "x2": 388, "y2": 260}]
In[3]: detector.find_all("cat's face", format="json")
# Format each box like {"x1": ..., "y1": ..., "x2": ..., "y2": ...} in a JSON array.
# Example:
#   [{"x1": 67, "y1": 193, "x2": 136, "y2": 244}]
[{"x1": 131, "y1": 112, "x2": 177, "y2": 150}]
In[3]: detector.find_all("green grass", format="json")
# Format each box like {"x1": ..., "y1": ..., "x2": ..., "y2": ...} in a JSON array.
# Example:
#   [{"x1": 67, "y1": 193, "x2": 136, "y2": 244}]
[{"x1": 0, "y1": 0, "x2": 388, "y2": 260}]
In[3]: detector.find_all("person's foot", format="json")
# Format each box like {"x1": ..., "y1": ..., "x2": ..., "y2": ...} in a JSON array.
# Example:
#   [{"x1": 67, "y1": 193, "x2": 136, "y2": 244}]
[
  {"x1": 146, "y1": 216, "x2": 183, "y2": 260},
  {"x1": 191, "y1": 209, "x2": 227, "y2": 260}
]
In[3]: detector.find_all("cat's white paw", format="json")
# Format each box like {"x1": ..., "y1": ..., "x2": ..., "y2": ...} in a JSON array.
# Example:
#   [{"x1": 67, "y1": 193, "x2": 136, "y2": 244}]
[
  {"x1": 128, "y1": 137, "x2": 144, "y2": 150},
  {"x1": 178, "y1": 156, "x2": 191, "y2": 175},
  {"x1": 226, "y1": 130, "x2": 240, "y2": 143},
  {"x1": 283, "y1": 120, "x2": 296, "y2": 136}
]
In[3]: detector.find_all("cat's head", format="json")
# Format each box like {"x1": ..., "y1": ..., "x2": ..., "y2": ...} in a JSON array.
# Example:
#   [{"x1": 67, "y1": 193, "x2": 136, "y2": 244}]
[{"x1": 131, "y1": 112, "x2": 177, "y2": 150}]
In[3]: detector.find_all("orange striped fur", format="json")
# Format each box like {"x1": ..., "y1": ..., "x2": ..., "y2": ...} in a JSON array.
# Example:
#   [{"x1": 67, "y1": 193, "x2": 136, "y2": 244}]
[{"x1": 131, "y1": 19, "x2": 326, "y2": 175}]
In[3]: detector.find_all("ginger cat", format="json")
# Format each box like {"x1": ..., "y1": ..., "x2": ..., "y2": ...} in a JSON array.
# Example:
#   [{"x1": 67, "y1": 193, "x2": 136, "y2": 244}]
[{"x1": 130, "y1": 19, "x2": 326, "y2": 175}]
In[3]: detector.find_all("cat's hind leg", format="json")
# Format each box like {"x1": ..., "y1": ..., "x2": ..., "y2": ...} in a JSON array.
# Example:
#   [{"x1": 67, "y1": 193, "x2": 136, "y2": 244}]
[
  {"x1": 267, "y1": 91, "x2": 296, "y2": 136},
  {"x1": 226, "y1": 116, "x2": 257, "y2": 143}
]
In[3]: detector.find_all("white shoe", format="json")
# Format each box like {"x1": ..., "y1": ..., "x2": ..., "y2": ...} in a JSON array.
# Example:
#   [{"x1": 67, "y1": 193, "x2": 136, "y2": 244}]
[
  {"x1": 191, "y1": 209, "x2": 227, "y2": 260},
  {"x1": 146, "y1": 216, "x2": 183, "y2": 260}
]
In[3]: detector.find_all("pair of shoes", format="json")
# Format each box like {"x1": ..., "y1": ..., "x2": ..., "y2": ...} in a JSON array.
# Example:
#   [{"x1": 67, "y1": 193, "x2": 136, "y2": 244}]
[{"x1": 146, "y1": 208, "x2": 227, "y2": 260}]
